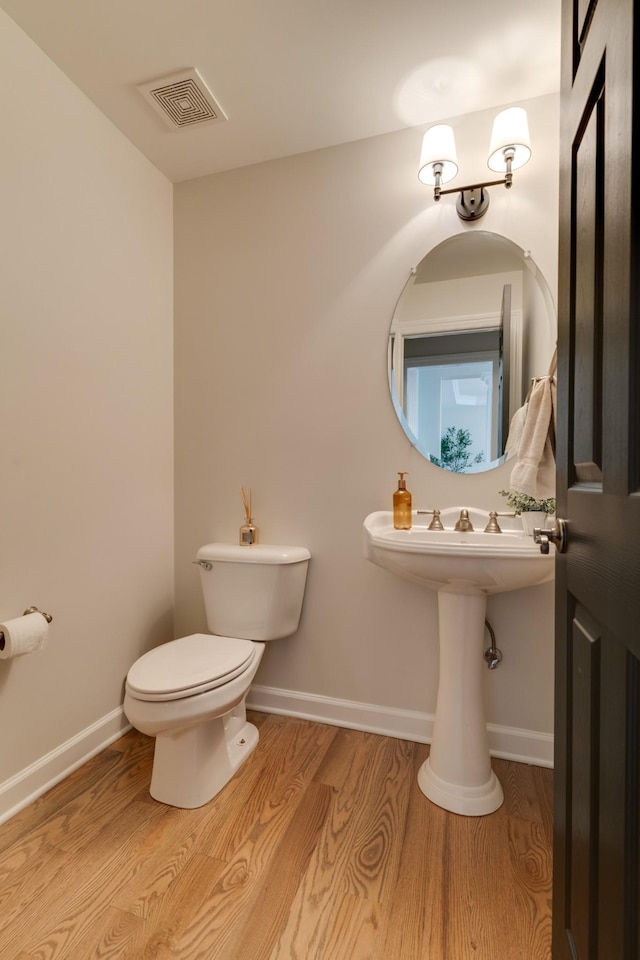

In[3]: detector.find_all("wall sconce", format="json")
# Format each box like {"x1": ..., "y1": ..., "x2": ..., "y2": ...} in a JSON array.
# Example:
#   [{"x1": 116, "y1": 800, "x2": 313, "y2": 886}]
[{"x1": 418, "y1": 107, "x2": 531, "y2": 221}]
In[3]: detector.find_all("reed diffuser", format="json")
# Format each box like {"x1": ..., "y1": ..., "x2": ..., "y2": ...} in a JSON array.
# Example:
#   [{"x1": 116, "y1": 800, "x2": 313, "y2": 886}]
[{"x1": 239, "y1": 486, "x2": 259, "y2": 545}]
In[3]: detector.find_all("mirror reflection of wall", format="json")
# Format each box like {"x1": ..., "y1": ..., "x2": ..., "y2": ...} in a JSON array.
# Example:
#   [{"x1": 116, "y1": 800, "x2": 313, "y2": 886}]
[{"x1": 389, "y1": 232, "x2": 556, "y2": 474}]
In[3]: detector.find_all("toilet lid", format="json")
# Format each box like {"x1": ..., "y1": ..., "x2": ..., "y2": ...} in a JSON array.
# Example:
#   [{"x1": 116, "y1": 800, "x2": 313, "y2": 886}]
[{"x1": 125, "y1": 634, "x2": 256, "y2": 702}]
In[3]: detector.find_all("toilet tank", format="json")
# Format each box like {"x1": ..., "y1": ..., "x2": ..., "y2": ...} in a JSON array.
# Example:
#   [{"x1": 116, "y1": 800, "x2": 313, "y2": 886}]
[{"x1": 195, "y1": 543, "x2": 310, "y2": 641}]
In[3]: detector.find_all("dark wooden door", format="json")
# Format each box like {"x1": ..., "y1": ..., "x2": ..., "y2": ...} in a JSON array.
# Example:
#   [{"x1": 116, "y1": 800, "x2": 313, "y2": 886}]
[{"x1": 553, "y1": 1, "x2": 640, "y2": 958}]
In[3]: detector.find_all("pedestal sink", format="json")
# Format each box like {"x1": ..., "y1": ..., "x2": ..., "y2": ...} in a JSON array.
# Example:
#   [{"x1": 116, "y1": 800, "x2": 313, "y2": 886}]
[{"x1": 363, "y1": 508, "x2": 554, "y2": 816}]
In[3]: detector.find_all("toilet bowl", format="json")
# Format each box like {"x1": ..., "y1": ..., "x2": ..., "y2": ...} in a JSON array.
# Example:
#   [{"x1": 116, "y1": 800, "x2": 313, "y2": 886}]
[{"x1": 124, "y1": 543, "x2": 310, "y2": 808}]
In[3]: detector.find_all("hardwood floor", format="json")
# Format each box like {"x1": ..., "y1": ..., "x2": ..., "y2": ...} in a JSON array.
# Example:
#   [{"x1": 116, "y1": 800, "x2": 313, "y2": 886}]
[{"x1": 0, "y1": 713, "x2": 552, "y2": 959}]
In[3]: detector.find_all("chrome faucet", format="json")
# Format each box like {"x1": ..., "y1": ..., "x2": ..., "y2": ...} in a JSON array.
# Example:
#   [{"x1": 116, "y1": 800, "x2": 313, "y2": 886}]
[{"x1": 454, "y1": 508, "x2": 474, "y2": 532}]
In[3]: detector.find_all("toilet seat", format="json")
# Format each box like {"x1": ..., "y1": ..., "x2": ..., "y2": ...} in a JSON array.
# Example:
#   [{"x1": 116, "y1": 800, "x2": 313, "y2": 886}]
[{"x1": 126, "y1": 633, "x2": 257, "y2": 702}]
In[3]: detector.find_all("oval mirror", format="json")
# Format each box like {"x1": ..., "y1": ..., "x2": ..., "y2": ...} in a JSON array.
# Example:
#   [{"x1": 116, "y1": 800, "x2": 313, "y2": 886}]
[{"x1": 389, "y1": 232, "x2": 556, "y2": 473}]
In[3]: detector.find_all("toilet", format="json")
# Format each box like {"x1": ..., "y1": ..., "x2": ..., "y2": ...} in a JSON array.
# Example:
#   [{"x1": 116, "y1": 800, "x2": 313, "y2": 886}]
[{"x1": 123, "y1": 542, "x2": 310, "y2": 808}]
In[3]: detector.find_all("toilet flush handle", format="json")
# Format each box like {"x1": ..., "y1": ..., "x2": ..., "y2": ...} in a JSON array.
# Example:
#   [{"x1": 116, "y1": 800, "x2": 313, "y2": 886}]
[{"x1": 192, "y1": 559, "x2": 213, "y2": 571}]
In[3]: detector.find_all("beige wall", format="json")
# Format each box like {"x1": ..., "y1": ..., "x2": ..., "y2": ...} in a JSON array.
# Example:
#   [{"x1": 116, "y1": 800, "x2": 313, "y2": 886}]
[
  {"x1": 174, "y1": 94, "x2": 559, "y2": 760},
  {"x1": 0, "y1": 7, "x2": 558, "y2": 818},
  {"x1": 0, "y1": 11, "x2": 174, "y2": 807}
]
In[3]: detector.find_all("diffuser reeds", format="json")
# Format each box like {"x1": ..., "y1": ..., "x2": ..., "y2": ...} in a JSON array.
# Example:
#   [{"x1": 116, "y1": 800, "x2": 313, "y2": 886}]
[{"x1": 241, "y1": 486, "x2": 252, "y2": 522}]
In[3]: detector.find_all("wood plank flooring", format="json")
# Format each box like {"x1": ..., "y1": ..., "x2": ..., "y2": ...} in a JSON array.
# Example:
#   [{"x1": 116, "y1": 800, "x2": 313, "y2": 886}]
[{"x1": 0, "y1": 713, "x2": 553, "y2": 959}]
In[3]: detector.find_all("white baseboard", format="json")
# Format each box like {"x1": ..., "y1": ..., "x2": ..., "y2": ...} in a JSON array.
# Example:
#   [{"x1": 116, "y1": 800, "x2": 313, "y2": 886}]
[
  {"x1": 0, "y1": 707, "x2": 132, "y2": 826},
  {"x1": 247, "y1": 684, "x2": 554, "y2": 768},
  {"x1": 0, "y1": 689, "x2": 553, "y2": 827}
]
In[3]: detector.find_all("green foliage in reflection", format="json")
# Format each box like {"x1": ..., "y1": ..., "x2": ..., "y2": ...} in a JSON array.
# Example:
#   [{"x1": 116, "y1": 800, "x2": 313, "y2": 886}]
[{"x1": 429, "y1": 427, "x2": 485, "y2": 474}]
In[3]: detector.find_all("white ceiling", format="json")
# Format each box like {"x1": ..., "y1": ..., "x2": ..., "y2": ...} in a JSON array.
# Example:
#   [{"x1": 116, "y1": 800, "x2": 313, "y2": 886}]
[{"x1": 0, "y1": 0, "x2": 561, "y2": 183}]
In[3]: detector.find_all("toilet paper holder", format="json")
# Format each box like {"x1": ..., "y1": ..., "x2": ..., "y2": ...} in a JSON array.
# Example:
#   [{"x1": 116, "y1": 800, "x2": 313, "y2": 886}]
[{"x1": 0, "y1": 606, "x2": 53, "y2": 645}]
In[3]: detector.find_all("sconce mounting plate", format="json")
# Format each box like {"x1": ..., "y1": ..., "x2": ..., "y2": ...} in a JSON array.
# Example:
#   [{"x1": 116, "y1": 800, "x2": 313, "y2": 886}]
[{"x1": 456, "y1": 188, "x2": 490, "y2": 221}]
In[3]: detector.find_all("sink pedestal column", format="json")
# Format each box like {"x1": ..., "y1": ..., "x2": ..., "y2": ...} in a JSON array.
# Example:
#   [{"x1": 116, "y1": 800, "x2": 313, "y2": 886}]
[{"x1": 418, "y1": 590, "x2": 504, "y2": 816}]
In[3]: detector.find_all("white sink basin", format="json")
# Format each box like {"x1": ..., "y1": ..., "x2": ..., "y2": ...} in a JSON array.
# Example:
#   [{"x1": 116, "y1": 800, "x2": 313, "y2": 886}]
[
  {"x1": 363, "y1": 508, "x2": 553, "y2": 594},
  {"x1": 363, "y1": 506, "x2": 555, "y2": 816}
]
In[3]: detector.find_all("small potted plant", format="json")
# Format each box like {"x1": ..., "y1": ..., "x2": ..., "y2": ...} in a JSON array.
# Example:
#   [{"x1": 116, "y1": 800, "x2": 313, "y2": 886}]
[{"x1": 498, "y1": 490, "x2": 556, "y2": 536}]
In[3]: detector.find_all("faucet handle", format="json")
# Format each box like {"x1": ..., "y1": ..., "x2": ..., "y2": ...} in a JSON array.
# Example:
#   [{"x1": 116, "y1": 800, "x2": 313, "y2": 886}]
[
  {"x1": 484, "y1": 511, "x2": 516, "y2": 533},
  {"x1": 484, "y1": 511, "x2": 502, "y2": 533},
  {"x1": 416, "y1": 508, "x2": 444, "y2": 530}
]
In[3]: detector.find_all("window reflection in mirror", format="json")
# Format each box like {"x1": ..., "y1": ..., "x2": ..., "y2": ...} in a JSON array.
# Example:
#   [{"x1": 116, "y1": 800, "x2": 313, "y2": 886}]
[{"x1": 389, "y1": 232, "x2": 556, "y2": 474}]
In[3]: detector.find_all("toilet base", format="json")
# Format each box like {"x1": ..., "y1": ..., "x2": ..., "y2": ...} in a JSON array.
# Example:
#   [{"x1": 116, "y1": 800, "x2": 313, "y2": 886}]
[{"x1": 149, "y1": 704, "x2": 259, "y2": 808}]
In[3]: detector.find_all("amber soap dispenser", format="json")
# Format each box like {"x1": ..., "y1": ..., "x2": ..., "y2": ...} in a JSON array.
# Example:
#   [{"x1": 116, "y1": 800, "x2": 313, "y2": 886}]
[{"x1": 393, "y1": 472, "x2": 412, "y2": 529}]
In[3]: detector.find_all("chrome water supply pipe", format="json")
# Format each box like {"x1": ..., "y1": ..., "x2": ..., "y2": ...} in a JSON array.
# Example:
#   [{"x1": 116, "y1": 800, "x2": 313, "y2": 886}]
[{"x1": 484, "y1": 619, "x2": 502, "y2": 670}]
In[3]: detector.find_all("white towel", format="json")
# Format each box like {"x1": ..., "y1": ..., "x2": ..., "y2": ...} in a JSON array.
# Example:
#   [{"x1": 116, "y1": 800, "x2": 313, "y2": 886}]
[
  {"x1": 505, "y1": 401, "x2": 528, "y2": 459},
  {"x1": 508, "y1": 376, "x2": 556, "y2": 500}
]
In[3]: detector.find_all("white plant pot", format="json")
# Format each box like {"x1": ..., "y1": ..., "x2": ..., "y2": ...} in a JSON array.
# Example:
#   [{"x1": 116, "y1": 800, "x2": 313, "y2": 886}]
[{"x1": 521, "y1": 511, "x2": 547, "y2": 536}]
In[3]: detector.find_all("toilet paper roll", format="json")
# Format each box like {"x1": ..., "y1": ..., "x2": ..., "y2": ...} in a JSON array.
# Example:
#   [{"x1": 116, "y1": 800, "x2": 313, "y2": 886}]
[{"x1": 0, "y1": 612, "x2": 49, "y2": 660}]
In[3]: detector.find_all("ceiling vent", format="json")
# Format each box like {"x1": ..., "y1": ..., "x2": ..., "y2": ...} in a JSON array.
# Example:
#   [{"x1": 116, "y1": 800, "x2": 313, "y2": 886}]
[{"x1": 138, "y1": 68, "x2": 227, "y2": 130}]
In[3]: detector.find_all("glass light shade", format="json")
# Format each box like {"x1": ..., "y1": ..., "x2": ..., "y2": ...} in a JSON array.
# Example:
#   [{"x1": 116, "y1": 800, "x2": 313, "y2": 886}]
[
  {"x1": 488, "y1": 107, "x2": 531, "y2": 172},
  {"x1": 418, "y1": 124, "x2": 458, "y2": 185}
]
